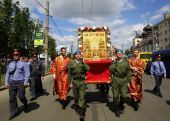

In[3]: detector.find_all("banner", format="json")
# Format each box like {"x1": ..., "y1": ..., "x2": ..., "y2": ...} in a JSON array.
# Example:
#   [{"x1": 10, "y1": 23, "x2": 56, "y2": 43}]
[{"x1": 82, "y1": 32, "x2": 107, "y2": 59}]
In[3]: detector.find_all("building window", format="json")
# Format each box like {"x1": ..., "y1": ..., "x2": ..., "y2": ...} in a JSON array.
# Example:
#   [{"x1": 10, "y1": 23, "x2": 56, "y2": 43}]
[{"x1": 165, "y1": 30, "x2": 167, "y2": 35}]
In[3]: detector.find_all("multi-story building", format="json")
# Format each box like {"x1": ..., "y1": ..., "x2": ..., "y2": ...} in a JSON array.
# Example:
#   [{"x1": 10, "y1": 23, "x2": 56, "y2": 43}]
[
  {"x1": 134, "y1": 13, "x2": 170, "y2": 52},
  {"x1": 153, "y1": 13, "x2": 170, "y2": 51}
]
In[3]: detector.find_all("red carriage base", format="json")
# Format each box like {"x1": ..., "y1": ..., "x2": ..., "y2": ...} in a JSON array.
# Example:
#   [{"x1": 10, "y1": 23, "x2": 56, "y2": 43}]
[{"x1": 84, "y1": 59, "x2": 112, "y2": 84}]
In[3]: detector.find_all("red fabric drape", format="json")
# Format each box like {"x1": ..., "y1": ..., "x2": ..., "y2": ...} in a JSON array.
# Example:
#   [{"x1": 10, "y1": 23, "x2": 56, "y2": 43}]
[{"x1": 84, "y1": 59, "x2": 112, "y2": 84}]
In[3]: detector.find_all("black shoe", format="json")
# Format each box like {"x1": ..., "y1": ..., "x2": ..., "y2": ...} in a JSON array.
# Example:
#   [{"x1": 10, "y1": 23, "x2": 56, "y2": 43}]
[
  {"x1": 133, "y1": 101, "x2": 139, "y2": 111},
  {"x1": 115, "y1": 110, "x2": 120, "y2": 117},
  {"x1": 71, "y1": 104, "x2": 77, "y2": 109},
  {"x1": 85, "y1": 103, "x2": 90, "y2": 108},
  {"x1": 24, "y1": 104, "x2": 29, "y2": 113},
  {"x1": 61, "y1": 100, "x2": 67, "y2": 110},
  {"x1": 158, "y1": 93, "x2": 163, "y2": 98},
  {"x1": 114, "y1": 104, "x2": 120, "y2": 117},
  {"x1": 62, "y1": 105, "x2": 66, "y2": 109},
  {"x1": 9, "y1": 113, "x2": 18, "y2": 120},
  {"x1": 30, "y1": 97, "x2": 36, "y2": 101},
  {"x1": 80, "y1": 108, "x2": 86, "y2": 119},
  {"x1": 119, "y1": 105, "x2": 125, "y2": 114},
  {"x1": 80, "y1": 118, "x2": 85, "y2": 121}
]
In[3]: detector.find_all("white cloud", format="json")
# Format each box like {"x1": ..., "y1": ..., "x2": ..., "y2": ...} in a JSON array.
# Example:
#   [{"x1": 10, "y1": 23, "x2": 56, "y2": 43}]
[
  {"x1": 15, "y1": 0, "x2": 135, "y2": 19},
  {"x1": 69, "y1": 18, "x2": 95, "y2": 26},
  {"x1": 14, "y1": 0, "x2": 138, "y2": 50},
  {"x1": 50, "y1": 0, "x2": 135, "y2": 19},
  {"x1": 109, "y1": 18, "x2": 126, "y2": 27},
  {"x1": 151, "y1": 4, "x2": 170, "y2": 21},
  {"x1": 140, "y1": 12, "x2": 150, "y2": 19},
  {"x1": 110, "y1": 23, "x2": 145, "y2": 49},
  {"x1": 49, "y1": 33, "x2": 77, "y2": 51}
]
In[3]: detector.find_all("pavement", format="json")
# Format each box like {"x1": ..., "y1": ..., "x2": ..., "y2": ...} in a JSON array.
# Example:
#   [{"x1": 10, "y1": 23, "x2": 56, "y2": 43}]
[{"x1": 0, "y1": 74, "x2": 170, "y2": 121}]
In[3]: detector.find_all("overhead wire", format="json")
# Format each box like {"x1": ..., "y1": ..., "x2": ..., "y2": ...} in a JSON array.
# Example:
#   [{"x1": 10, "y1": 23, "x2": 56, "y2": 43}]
[
  {"x1": 82, "y1": 0, "x2": 84, "y2": 25},
  {"x1": 49, "y1": 30, "x2": 63, "y2": 45},
  {"x1": 89, "y1": 0, "x2": 94, "y2": 26},
  {"x1": 50, "y1": 16, "x2": 65, "y2": 38},
  {"x1": 34, "y1": 0, "x2": 68, "y2": 46},
  {"x1": 34, "y1": 0, "x2": 46, "y2": 10}
]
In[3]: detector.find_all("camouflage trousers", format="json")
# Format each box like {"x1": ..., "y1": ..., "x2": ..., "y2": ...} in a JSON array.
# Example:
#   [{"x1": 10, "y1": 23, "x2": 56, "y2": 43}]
[{"x1": 72, "y1": 80, "x2": 87, "y2": 108}]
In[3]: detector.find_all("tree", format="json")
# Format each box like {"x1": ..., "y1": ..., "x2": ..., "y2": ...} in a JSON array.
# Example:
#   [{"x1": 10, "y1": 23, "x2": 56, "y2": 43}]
[
  {"x1": 124, "y1": 46, "x2": 133, "y2": 56},
  {"x1": 0, "y1": 0, "x2": 13, "y2": 57},
  {"x1": 48, "y1": 36, "x2": 57, "y2": 60},
  {"x1": 0, "y1": 0, "x2": 57, "y2": 60}
]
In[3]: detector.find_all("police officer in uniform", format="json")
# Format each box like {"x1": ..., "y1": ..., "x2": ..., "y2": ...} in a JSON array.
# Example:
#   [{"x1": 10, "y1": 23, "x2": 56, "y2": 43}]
[
  {"x1": 68, "y1": 50, "x2": 90, "y2": 121},
  {"x1": 150, "y1": 54, "x2": 166, "y2": 97},
  {"x1": 5, "y1": 50, "x2": 30, "y2": 120},
  {"x1": 109, "y1": 49, "x2": 131, "y2": 117},
  {"x1": 29, "y1": 53, "x2": 44, "y2": 100}
]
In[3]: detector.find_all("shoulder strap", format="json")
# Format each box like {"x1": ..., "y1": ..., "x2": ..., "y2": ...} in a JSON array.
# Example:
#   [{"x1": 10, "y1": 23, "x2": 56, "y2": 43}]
[{"x1": 9, "y1": 62, "x2": 17, "y2": 75}]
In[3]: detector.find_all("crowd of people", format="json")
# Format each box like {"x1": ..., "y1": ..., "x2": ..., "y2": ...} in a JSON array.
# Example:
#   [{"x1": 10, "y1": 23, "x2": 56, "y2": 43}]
[{"x1": 4, "y1": 47, "x2": 167, "y2": 121}]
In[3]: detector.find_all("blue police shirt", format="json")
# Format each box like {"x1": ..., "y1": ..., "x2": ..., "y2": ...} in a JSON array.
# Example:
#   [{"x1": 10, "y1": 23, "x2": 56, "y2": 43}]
[
  {"x1": 150, "y1": 61, "x2": 166, "y2": 76},
  {"x1": 5, "y1": 61, "x2": 30, "y2": 85}
]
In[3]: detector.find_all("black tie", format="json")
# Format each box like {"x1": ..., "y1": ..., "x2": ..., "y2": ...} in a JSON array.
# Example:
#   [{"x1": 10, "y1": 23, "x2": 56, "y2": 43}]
[{"x1": 158, "y1": 61, "x2": 162, "y2": 72}]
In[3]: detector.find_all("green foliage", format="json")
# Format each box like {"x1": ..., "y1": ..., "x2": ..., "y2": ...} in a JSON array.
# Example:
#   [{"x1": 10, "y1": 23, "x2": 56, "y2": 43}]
[
  {"x1": 48, "y1": 36, "x2": 57, "y2": 60},
  {"x1": 0, "y1": 0, "x2": 57, "y2": 59},
  {"x1": 124, "y1": 46, "x2": 133, "y2": 56}
]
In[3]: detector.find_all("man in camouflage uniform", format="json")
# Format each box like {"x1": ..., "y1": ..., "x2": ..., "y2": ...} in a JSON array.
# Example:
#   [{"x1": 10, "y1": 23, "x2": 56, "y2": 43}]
[
  {"x1": 109, "y1": 49, "x2": 131, "y2": 117},
  {"x1": 68, "y1": 50, "x2": 90, "y2": 121}
]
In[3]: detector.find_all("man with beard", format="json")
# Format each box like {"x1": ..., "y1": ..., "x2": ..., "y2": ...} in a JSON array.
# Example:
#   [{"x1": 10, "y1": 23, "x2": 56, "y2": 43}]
[{"x1": 50, "y1": 47, "x2": 70, "y2": 109}]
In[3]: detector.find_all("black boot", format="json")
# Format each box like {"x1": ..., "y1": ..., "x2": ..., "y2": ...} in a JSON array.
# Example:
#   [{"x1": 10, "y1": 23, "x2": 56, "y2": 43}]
[
  {"x1": 133, "y1": 101, "x2": 139, "y2": 111},
  {"x1": 80, "y1": 108, "x2": 86, "y2": 121},
  {"x1": 24, "y1": 103, "x2": 29, "y2": 113},
  {"x1": 119, "y1": 103, "x2": 125, "y2": 114},
  {"x1": 115, "y1": 105, "x2": 120, "y2": 117},
  {"x1": 71, "y1": 103, "x2": 80, "y2": 112},
  {"x1": 61, "y1": 100, "x2": 67, "y2": 110},
  {"x1": 119, "y1": 97, "x2": 125, "y2": 114}
]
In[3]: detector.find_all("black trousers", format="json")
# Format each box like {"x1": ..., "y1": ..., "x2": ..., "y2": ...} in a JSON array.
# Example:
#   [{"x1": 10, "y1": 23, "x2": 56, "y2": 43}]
[
  {"x1": 153, "y1": 75, "x2": 163, "y2": 94},
  {"x1": 9, "y1": 81, "x2": 27, "y2": 116},
  {"x1": 30, "y1": 76, "x2": 43, "y2": 98},
  {"x1": 100, "y1": 84, "x2": 110, "y2": 96}
]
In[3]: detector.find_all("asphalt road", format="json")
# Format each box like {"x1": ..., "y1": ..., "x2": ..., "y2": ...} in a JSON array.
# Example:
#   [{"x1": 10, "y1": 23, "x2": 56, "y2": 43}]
[{"x1": 0, "y1": 74, "x2": 170, "y2": 121}]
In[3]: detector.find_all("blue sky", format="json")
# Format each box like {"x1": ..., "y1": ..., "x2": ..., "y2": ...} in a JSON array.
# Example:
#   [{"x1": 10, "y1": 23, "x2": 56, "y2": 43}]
[{"x1": 15, "y1": 0, "x2": 170, "y2": 51}]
